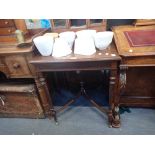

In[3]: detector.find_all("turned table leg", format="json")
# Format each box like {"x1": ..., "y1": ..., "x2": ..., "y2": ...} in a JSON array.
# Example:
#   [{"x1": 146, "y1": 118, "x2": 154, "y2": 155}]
[
  {"x1": 34, "y1": 73, "x2": 57, "y2": 122},
  {"x1": 108, "y1": 69, "x2": 121, "y2": 128}
]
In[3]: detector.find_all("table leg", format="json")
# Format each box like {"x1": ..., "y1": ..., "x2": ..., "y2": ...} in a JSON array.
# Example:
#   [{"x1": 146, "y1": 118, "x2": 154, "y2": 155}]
[
  {"x1": 34, "y1": 73, "x2": 57, "y2": 121},
  {"x1": 109, "y1": 69, "x2": 121, "y2": 128}
]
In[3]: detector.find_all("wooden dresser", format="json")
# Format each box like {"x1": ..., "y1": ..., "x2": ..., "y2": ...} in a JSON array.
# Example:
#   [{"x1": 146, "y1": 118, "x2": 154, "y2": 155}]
[
  {"x1": 113, "y1": 25, "x2": 155, "y2": 108},
  {"x1": 0, "y1": 19, "x2": 27, "y2": 43},
  {"x1": 0, "y1": 19, "x2": 52, "y2": 118}
]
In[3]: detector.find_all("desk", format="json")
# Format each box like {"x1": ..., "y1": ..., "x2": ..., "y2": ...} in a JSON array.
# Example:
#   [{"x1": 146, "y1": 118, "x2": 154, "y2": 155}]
[
  {"x1": 30, "y1": 43, "x2": 121, "y2": 127},
  {"x1": 113, "y1": 25, "x2": 155, "y2": 108}
]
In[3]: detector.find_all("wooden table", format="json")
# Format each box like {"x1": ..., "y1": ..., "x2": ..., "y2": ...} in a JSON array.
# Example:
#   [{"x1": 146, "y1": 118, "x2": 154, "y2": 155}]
[
  {"x1": 113, "y1": 25, "x2": 155, "y2": 108},
  {"x1": 30, "y1": 43, "x2": 121, "y2": 128}
]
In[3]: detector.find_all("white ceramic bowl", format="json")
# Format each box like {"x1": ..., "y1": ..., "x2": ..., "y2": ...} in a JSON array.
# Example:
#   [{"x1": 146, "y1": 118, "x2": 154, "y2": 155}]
[
  {"x1": 94, "y1": 31, "x2": 113, "y2": 50},
  {"x1": 59, "y1": 31, "x2": 76, "y2": 49},
  {"x1": 33, "y1": 36, "x2": 54, "y2": 56},
  {"x1": 76, "y1": 29, "x2": 96, "y2": 38},
  {"x1": 52, "y1": 38, "x2": 72, "y2": 57},
  {"x1": 74, "y1": 37, "x2": 96, "y2": 55},
  {"x1": 44, "y1": 33, "x2": 59, "y2": 39}
]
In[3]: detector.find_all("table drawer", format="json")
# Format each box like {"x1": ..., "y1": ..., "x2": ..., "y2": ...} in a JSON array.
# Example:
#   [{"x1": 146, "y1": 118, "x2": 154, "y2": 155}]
[
  {"x1": 0, "y1": 83, "x2": 44, "y2": 118},
  {"x1": 0, "y1": 20, "x2": 15, "y2": 28},
  {"x1": 5, "y1": 55, "x2": 32, "y2": 78},
  {"x1": 0, "y1": 27, "x2": 16, "y2": 35}
]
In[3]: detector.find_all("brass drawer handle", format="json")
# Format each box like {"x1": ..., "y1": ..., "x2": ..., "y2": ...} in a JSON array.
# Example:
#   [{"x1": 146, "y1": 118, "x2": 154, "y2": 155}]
[
  {"x1": 0, "y1": 95, "x2": 5, "y2": 106},
  {"x1": 13, "y1": 63, "x2": 20, "y2": 69}
]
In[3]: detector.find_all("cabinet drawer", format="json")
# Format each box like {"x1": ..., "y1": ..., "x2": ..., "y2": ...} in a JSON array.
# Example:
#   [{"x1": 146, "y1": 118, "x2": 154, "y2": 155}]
[
  {"x1": 0, "y1": 84, "x2": 44, "y2": 118},
  {"x1": 0, "y1": 27, "x2": 16, "y2": 35},
  {"x1": 5, "y1": 55, "x2": 32, "y2": 78},
  {"x1": 0, "y1": 35, "x2": 17, "y2": 43},
  {"x1": 0, "y1": 20, "x2": 15, "y2": 28}
]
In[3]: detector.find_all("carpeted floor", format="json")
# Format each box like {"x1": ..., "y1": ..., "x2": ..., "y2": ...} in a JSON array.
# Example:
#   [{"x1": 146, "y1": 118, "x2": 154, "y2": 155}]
[
  {"x1": 0, "y1": 88, "x2": 155, "y2": 135},
  {"x1": 0, "y1": 107, "x2": 155, "y2": 135}
]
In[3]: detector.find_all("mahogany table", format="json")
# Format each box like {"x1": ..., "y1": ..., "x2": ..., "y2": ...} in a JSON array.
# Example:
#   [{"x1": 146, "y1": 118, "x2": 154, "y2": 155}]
[{"x1": 30, "y1": 43, "x2": 121, "y2": 128}]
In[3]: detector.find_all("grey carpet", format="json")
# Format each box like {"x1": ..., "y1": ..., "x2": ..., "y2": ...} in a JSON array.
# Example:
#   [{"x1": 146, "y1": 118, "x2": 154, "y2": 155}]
[{"x1": 0, "y1": 107, "x2": 155, "y2": 135}]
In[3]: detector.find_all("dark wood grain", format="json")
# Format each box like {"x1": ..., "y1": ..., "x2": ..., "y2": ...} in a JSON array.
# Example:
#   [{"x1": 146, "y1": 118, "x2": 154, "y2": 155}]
[{"x1": 113, "y1": 25, "x2": 155, "y2": 108}]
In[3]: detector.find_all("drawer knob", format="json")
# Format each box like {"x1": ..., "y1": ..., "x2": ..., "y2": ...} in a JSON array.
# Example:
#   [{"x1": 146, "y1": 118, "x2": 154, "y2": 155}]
[
  {"x1": 5, "y1": 21, "x2": 8, "y2": 25},
  {"x1": 13, "y1": 63, "x2": 20, "y2": 69},
  {"x1": 8, "y1": 29, "x2": 11, "y2": 33}
]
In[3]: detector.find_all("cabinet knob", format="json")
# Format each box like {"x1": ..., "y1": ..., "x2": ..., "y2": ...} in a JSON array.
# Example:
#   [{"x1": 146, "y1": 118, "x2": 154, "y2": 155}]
[
  {"x1": 8, "y1": 29, "x2": 11, "y2": 33},
  {"x1": 13, "y1": 63, "x2": 20, "y2": 69},
  {"x1": 5, "y1": 21, "x2": 8, "y2": 25}
]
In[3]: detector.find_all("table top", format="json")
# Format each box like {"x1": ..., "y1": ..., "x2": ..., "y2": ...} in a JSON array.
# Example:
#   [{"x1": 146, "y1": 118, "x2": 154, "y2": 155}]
[
  {"x1": 30, "y1": 43, "x2": 121, "y2": 65},
  {"x1": 112, "y1": 25, "x2": 155, "y2": 57},
  {"x1": 0, "y1": 44, "x2": 33, "y2": 55}
]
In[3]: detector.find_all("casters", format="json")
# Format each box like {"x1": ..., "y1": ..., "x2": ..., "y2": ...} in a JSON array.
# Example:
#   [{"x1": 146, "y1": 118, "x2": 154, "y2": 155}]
[
  {"x1": 55, "y1": 121, "x2": 59, "y2": 126},
  {"x1": 51, "y1": 109, "x2": 59, "y2": 125}
]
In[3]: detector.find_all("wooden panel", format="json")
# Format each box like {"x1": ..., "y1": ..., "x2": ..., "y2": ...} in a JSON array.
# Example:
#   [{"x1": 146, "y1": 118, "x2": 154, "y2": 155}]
[
  {"x1": 122, "y1": 56, "x2": 155, "y2": 66},
  {"x1": 120, "y1": 67, "x2": 155, "y2": 107},
  {"x1": 14, "y1": 19, "x2": 28, "y2": 33},
  {"x1": 0, "y1": 58, "x2": 3, "y2": 65},
  {"x1": 0, "y1": 85, "x2": 44, "y2": 118},
  {"x1": 34, "y1": 61, "x2": 116, "y2": 72},
  {"x1": 0, "y1": 35, "x2": 17, "y2": 43},
  {"x1": 134, "y1": 19, "x2": 155, "y2": 26},
  {"x1": 0, "y1": 27, "x2": 16, "y2": 35},
  {"x1": 120, "y1": 96, "x2": 155, "y2": 108},
  {"x1": 4, "y1": 55, "x2": 32, "y2": 78},
  {"x1": 0, "y1": 20, "x2": 15, "y2": 28}
]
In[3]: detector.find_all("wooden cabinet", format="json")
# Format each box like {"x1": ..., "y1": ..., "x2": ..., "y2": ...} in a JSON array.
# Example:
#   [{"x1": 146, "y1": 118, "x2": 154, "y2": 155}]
[{"x1": 113, "y1": 25, "x2": 155, "y2": 108}]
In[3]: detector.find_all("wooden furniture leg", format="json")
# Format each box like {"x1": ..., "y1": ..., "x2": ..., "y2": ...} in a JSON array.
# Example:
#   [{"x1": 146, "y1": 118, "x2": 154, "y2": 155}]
[
  {"x1": 109, "y1": 69, "x2": 120, "y2": 128},
  {"x1": 34, "y1": 73, "x2": 58, "y2": 123}
]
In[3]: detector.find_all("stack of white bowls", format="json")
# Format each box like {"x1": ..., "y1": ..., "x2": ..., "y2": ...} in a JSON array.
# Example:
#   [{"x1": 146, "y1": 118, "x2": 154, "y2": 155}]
[
  {"x1": 33, "y1": 30, "x2": 114, "y2": 57},
  {"x1": 52, "y1": 31, "x2": 75, "y2": 57},
  {"x1": 74, "y1": 30, "x2": 96, "y2": 55},
  {"x1": 33, "y1": 31, "x2": 76, "y2": 57},
  {"x1": 52, "y1": 38, "x2": 72, "y2": 57},
  {"x1": 59, "y1": 31, "x2": 76, "y2": 49}
]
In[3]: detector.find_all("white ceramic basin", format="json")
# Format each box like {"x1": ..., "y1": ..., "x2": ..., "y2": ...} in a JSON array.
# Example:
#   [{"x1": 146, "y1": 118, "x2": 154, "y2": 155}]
[
  {"x1": 94, "y1": 31, "x2": 113, "y2": 50},
  {"x1": 44, "y1": 33, "x2": 59, "y2": 39},
  {"x1": 52, "y1": 38, "x2": 72, "y2": 57},
  {"x1": 59, "y1": 31, "x2": 76, "y2": 49},
  {"x1": 74, "y1": 37, "x2": 96, "y2": 55},
  {"x1": 76, "y1": 29, "x2": 96, "y2": 38},
  {"x1": 33, "y1": 36, "x2": 54, "y2": 56}
]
